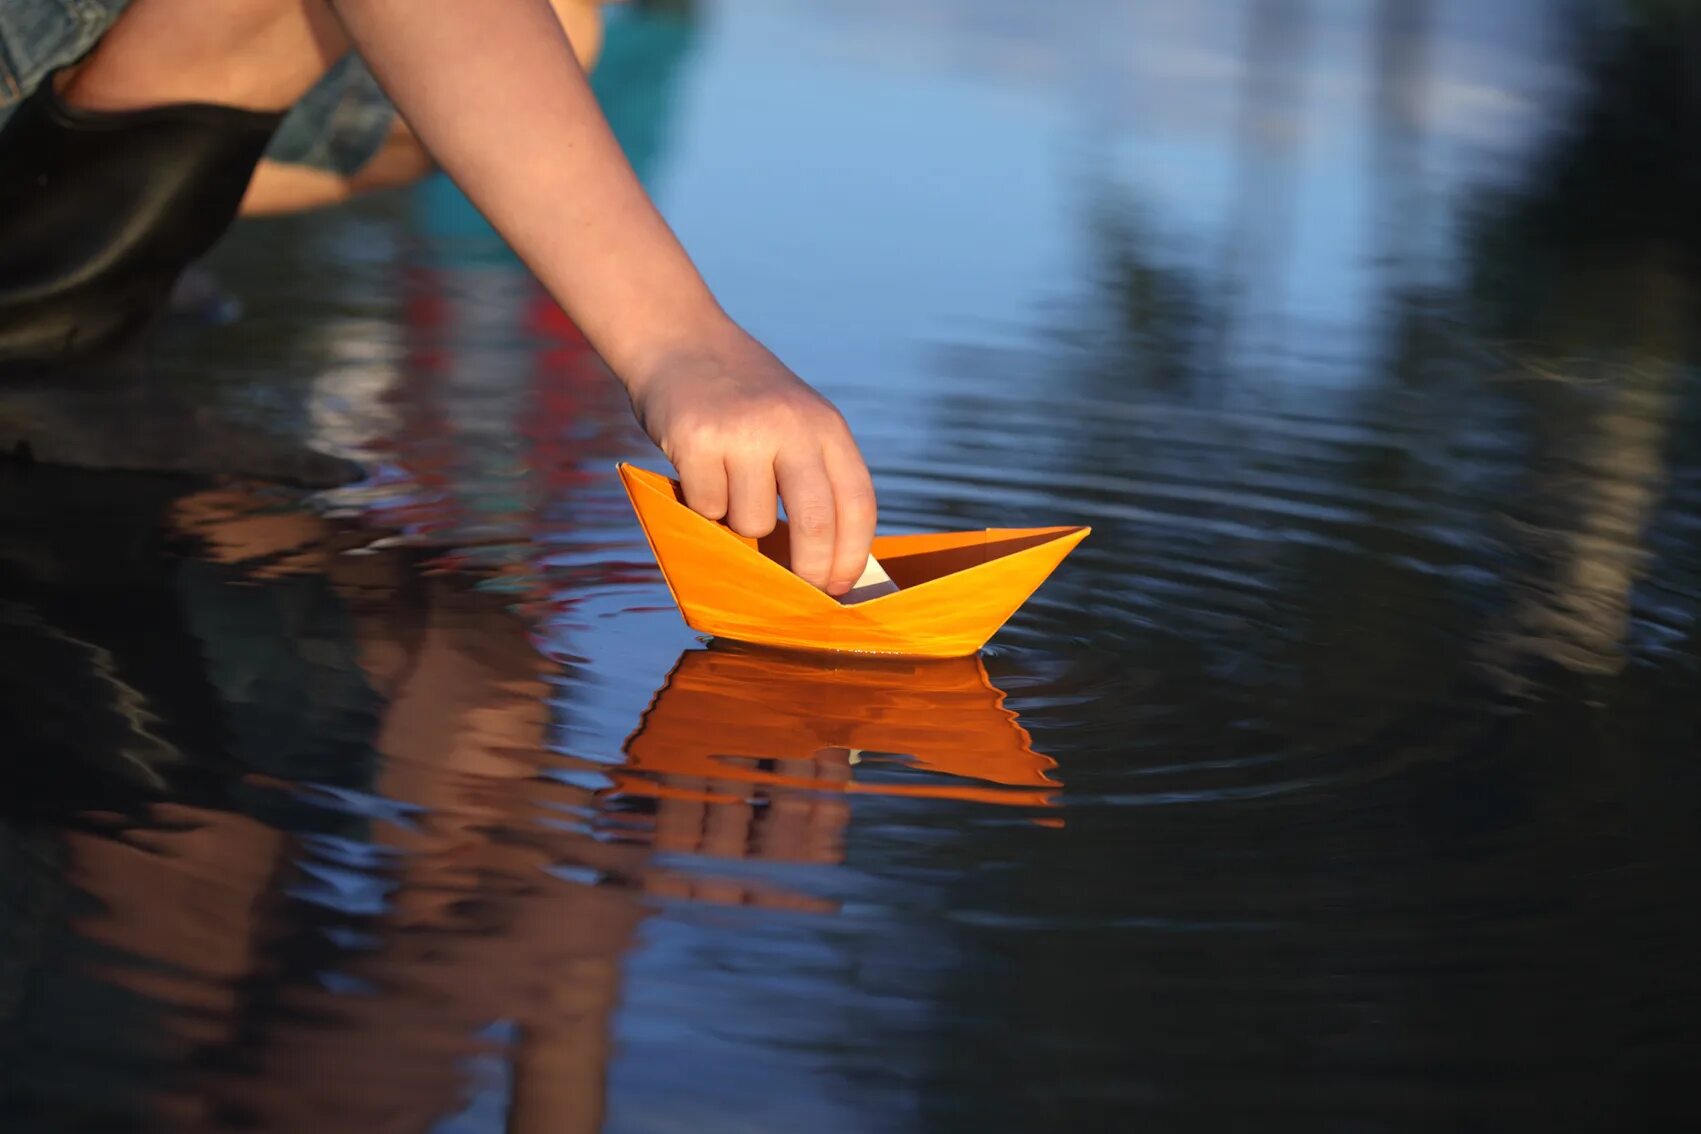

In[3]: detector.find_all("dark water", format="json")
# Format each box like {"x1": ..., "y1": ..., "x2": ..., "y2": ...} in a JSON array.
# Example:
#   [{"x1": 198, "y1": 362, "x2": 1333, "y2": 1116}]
[{"x1": 5, "y1": 1, "x2": 1701, "y2": 1130}]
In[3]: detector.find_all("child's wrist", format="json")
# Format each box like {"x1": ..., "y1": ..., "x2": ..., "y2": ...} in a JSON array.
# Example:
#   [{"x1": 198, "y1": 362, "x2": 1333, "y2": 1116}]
[{"x1": 612, "y1": 311, "x2": 753, "y2": 399}]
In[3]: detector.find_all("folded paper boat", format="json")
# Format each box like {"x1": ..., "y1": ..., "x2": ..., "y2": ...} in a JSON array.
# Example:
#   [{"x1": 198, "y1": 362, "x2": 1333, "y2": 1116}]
[{"x1": 618, "y1": 462, "x2": 1090, "y2": 657}]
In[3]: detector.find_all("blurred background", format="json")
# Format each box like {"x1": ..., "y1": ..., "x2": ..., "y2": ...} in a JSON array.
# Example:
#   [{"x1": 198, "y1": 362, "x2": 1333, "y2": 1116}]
[{"x1": 4, "y1": 0, "x2": 1701, "y2": 1130}]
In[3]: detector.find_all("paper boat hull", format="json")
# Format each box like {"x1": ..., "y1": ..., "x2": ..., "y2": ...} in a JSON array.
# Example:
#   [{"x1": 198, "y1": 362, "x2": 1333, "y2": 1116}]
[{"x1": 619, "y1": 463, "x2": 1088, "y2": 657}]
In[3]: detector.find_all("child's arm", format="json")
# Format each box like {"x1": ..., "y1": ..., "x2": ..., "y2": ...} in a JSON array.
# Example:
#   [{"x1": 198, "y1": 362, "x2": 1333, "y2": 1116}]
[{"x1": 330, "y1": 0, "x2": 876, "y2": 596}]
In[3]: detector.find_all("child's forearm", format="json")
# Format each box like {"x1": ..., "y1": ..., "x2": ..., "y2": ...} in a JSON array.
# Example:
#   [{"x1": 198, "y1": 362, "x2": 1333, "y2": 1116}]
[
  {"x1": 328, "y1": 0, "x2": 879, "y2": 596},
  {"x1": 329, "y1": 0, "x2": 726, "y2": 382}
]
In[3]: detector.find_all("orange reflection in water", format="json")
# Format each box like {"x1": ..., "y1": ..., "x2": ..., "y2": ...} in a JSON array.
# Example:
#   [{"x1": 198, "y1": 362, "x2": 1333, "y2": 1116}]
[{"x1": 615, "y1": 645, "x2": 1061, "y2": 810}]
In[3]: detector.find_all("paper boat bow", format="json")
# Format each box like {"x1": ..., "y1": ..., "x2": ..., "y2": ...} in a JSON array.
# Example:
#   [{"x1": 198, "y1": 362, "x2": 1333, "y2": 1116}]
[{"x1": 618, "y1": 463, "x2": 1089, "y2": 657}]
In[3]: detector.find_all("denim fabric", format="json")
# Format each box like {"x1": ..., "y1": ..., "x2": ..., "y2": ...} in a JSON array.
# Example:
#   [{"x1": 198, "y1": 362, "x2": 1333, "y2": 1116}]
[
  {"x1": 0, "y1": 0, "x2": 119, "y2": 109},
  {"x1": 0, "y1": 0, "x2": 397, "y2": 175},
  {"x1": 267, "y1": 51, "x2": 396, "y2": 176}
]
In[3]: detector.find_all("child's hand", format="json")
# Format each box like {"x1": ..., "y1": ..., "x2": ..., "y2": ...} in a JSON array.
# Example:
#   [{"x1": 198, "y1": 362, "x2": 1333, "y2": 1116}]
[{"x1": 626, "y1": 328, "x2": 877, "y2": 597}]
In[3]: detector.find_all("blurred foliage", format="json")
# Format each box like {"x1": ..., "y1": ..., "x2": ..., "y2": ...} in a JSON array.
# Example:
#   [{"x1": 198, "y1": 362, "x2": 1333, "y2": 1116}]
[{"x1": 1469, "y1": 0, "x2": 1701, "y2": 344}]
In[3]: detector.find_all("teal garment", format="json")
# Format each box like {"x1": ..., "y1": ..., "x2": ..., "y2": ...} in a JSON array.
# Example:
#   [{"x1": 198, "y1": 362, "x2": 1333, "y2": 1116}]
[
  {"x1": 591, "y1": 4, "x2": 701, "y2": 190},
  {"x1": 413, "y1": 2, "x2": 703, "y2": 264},
  {"x1": 416, "y1": 1, "x2": 704, "y2": 261}
]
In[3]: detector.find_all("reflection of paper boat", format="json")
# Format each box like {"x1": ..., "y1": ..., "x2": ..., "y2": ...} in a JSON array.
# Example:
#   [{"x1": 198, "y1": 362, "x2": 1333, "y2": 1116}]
[
  {"x1": 618, "y1": 463, "x2": 1089, "y2": 657},
  {"x1": 615, "y1": 645, "x2": 1059, "y2": 808}
]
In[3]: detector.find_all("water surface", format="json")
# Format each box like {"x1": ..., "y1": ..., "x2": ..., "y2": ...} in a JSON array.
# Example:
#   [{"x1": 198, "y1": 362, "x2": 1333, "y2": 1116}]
[{"x1": 4, "y1": 1, "x2": 1701, "y2": 1130}]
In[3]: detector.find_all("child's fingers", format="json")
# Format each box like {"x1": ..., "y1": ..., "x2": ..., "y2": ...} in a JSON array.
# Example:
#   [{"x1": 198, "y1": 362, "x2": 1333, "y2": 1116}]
[
  {"x1": 776, "y1": 451, "x2": 837, "y2": 591},
  {"x1": 824, "y1": 440, "x2": 877, "y2": 594},
  {"x1": 677, "y1": 454, "x2": 729, "y2": 521},
  {"x1": 725, "y1": 455, "x2": 779, "y2": 539}
]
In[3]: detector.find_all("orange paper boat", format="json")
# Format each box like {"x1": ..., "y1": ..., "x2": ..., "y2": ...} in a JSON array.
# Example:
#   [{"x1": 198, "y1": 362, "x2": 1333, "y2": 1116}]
[
  {"x1": 615, "y1": 645, "x2": 1059, "y2": 808},
  {"x1": 618, "y1": 463, "x2": 1089, "y2": 657}
]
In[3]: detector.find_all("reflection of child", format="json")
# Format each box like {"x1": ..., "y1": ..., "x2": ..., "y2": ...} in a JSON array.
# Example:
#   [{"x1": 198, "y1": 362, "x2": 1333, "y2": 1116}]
[{"x1": 0, "y1": 0, "x2": 876, "y2": 597}]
